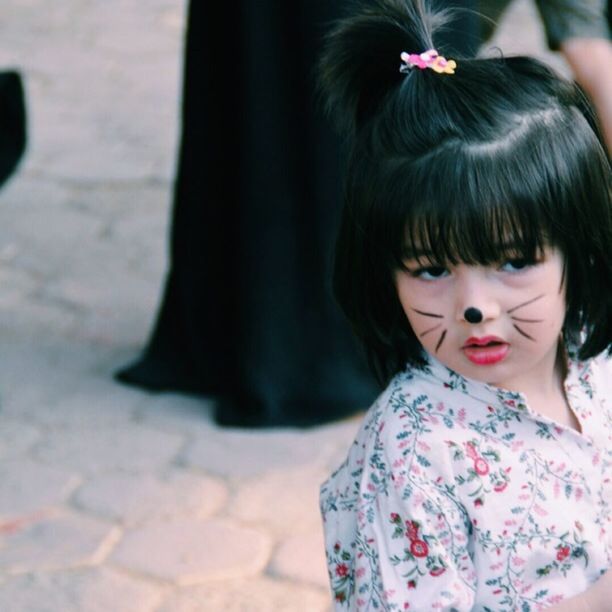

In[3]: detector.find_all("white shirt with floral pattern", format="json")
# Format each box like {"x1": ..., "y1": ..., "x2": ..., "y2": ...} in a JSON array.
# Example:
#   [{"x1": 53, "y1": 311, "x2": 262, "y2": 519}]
[{"x1": 320, "y1": 349, "x2": 612, "y2": 611}]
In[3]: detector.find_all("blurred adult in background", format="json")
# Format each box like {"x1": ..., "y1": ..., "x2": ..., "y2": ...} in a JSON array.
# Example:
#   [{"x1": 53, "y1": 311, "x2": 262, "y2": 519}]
[
  {"x1": 479, "y1": 0, "x2": 612, "y2": 150},
  {"x1": 0, "y1": 71, "x2": 26, "y2": 189},
  {"x1": 116, "y1": 1, "x2": 478, "y2": 428}
]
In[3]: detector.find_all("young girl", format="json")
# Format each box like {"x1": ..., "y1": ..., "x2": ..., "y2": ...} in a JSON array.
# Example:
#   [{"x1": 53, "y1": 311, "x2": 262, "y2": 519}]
[{"x1": 318, "y1": 1, "x2": 612, "y2": 610}]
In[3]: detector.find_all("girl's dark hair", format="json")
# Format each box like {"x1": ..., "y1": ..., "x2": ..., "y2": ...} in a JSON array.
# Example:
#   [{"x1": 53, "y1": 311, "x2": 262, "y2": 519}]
[{"x1": 320, "y1": 0, "x2": 612, "y2": 383}]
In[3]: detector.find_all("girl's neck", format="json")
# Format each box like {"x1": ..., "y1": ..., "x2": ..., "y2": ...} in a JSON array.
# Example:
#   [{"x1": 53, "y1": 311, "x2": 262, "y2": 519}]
[
  {"x1": 492, "y1": 339, "x2": 580, "y2": 432},
  {"x1": 492, "y1": 338, "x2": 564, "y2": 399},
  {"x1": 526, "y1": 342, "x2": 581, "y2": 431}
]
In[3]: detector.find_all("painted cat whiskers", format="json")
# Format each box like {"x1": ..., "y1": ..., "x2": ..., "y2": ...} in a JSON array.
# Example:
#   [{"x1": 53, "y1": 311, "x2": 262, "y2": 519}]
[
  {"x1": 409, "y1": 293, "x2": 549, "y2": 353},
  {"x1": 508, "y1": 294, "x2": 546, "y2": 342}
]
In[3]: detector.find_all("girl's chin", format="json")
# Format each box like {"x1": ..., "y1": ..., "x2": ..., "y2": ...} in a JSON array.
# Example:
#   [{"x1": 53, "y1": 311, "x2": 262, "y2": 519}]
[{"x1": 447, "y1": 359, "x2": 512, "y2": 385}]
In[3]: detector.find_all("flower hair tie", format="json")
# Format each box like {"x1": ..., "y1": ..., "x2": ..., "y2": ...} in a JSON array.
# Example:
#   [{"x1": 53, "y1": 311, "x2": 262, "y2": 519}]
[{"x1": 400, "y1": 49, "x2": 456, "y2": 75}]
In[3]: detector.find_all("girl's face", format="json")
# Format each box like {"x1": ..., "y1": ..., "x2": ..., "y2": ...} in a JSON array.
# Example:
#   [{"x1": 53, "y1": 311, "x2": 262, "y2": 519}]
[{"x1": 395, "y1": 244, "x2": 567, "y2": 391}]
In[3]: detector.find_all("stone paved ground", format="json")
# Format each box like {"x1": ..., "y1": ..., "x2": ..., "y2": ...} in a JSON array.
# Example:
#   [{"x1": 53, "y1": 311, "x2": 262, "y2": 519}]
[{"x1": 0, "y1": 2, "x2": 562, "y2": 611}]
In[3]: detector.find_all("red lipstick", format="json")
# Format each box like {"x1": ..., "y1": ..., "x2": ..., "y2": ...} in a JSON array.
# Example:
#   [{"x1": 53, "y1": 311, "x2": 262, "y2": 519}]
[{"x1": 462, "y1": 336, "x2": 509, "y2": 365}]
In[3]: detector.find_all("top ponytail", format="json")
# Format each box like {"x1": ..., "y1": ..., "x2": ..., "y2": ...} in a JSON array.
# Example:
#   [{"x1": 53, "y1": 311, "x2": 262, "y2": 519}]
[{"x1": 319, "y1": 0, "x2": 451, "y2": 134}]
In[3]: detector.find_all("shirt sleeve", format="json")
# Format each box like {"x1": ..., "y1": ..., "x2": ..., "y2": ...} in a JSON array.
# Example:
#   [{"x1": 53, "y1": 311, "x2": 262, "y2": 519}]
[{"x1": 321, "y1": 421, "x2": 477, "y2": 611}]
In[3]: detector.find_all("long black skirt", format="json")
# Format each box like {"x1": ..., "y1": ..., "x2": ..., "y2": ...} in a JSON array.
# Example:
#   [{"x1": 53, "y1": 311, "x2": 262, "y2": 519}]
[
  {"x1": 116, "y1": 1, "x2": 478, "y2": 428},
  {"x1": 117, "y1": 1, "x2": 381, "y2": 427}
]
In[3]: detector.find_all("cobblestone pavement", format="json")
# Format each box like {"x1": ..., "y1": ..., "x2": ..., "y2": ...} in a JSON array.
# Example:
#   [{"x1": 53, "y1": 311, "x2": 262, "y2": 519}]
[{"x1": 0, "y1": 2, "x2": 561, "y2": 611}]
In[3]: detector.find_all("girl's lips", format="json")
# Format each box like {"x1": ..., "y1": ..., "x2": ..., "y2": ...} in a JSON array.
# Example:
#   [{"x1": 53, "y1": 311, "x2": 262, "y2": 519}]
[
  {"x1": 463, "y1": 342, "x2": 509, "y2": 365},
  {"x1": 463, "y1": 336, "x2": 505, "y2": 347}
]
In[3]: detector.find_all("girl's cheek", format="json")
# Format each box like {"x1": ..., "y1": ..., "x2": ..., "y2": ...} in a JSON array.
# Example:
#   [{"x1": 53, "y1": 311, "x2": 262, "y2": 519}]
[
  {"x1": 498, "y1": 268, "x2": 541, "y2": 288},
  {"x1": 412, "y1": 278, "x2": 451, "y2": 298}
]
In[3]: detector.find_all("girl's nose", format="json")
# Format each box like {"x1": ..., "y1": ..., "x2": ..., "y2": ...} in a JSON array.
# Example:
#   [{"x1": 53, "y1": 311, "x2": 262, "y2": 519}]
[
  {"x1": 454, "y1": 270, "x2": 500, "y2": 323},
  {"x1": 464, "y1": 307, "x2": 483, "y2": 324}
]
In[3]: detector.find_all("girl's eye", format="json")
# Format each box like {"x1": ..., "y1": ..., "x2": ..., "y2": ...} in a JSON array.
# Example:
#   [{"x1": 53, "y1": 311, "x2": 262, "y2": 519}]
[
  {"x1": 413, "y1": 266, "x2": 449, "y2": 280},
  {"x1": 500, "y1": 258, "x2": 533, "y2": 272}
]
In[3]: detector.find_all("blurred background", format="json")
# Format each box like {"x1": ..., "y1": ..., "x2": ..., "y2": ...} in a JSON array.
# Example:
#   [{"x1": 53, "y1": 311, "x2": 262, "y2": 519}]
[{"x1": 0, "y1": 1, "x2": 582, "y2": 611}]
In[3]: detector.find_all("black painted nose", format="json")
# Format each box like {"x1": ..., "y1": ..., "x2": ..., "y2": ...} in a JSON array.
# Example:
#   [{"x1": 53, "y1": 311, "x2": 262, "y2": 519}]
[{"x1": 464, "y1": 307, "x2": 483, "y2": 324}]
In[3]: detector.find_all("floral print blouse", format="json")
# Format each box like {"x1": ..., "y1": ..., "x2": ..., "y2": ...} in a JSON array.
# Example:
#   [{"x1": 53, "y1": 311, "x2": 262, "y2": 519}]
[{"x1": 320, "y1": 350, "x2": 612, "y2": 611}]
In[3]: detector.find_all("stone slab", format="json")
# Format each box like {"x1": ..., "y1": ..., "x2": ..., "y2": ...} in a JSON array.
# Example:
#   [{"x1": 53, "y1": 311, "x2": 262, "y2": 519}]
[
  {"x1": 0, "y1": 568, "x2": 164, "y2": 612},
  {"x1": 73, "y1": 469, "x2": 228, "y2": 525},
  {"x1": 18, "y1": 377, "x2": 146, "y2": 431},
  {"x1": 270, "y1": 529, "x2": 330, "y2": 590},
  {"x1": 229, "y1": 466, "x2": 327, "y2": 537},
  {"x1": 0, "y1": 459, "x2": 79, "y2": 518},
  {"x1": 33, "y1": 423, "x2": 184, "y2": 475},
  {"x1": 183, "y1": 429, "x2": 334, "y2": 480},
  {"x1": 0, "y1": 419, "x2": 40, "y2": 460},
  {"x1": 111, "y1": 518, "x2": 271, "y2": 584},
  {"x1": 156, "y1": 577, "x2": 330, "y2": 612},
  {"x1": 0, "y1": 511, "x2": 120, "y2": 574}
]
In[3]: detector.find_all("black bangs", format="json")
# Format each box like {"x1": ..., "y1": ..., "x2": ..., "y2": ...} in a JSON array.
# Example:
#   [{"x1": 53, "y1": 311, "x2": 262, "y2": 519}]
[{"x1": 392, "y1": 162, "x2": 547, "y2": 269}]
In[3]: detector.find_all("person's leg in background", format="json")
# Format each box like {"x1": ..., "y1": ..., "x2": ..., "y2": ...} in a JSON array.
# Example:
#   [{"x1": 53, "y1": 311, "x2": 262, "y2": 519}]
[
  {"x1": 555, "y1": 0, "x2": 612, "y2": 150},
  {"x1": 478, "y1": 0, "x2": 611, "y2": 151}
]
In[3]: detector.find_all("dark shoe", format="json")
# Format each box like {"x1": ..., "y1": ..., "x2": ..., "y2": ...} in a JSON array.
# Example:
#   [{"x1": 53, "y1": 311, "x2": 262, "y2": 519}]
[{"x1": 115, "y1": 357, "x2": 210, "y2": 395}]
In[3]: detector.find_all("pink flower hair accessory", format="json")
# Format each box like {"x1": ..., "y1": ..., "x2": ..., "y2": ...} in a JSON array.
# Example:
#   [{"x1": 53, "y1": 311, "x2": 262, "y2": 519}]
[{"x1": 400, "y1": 49, "x2": 456, "y2": 75}]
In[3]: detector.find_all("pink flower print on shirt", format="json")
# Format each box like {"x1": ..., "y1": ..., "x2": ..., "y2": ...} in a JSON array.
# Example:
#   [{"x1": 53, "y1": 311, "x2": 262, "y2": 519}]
[
  {"x1": 336, "y1": 563, "x2": 351, "y2": 580},
  {"x1": 533, "y1": 504, "x2": 548, "y2": 517},
  {"x1": 465, "y1": 441, "x2": 490, "y2": 475},
  {"x1": 405, "y1": 520, "x2": 420, "y2": 541},
  {"x1": 465, "y1": 442, "x2": 478, "y2": 460},
  {"x1": 474, "y1": 457, "x2": 490, "y2": 476},
  {"x1": 410, "y1": 539, "x2": 429, "y2": 558}
]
